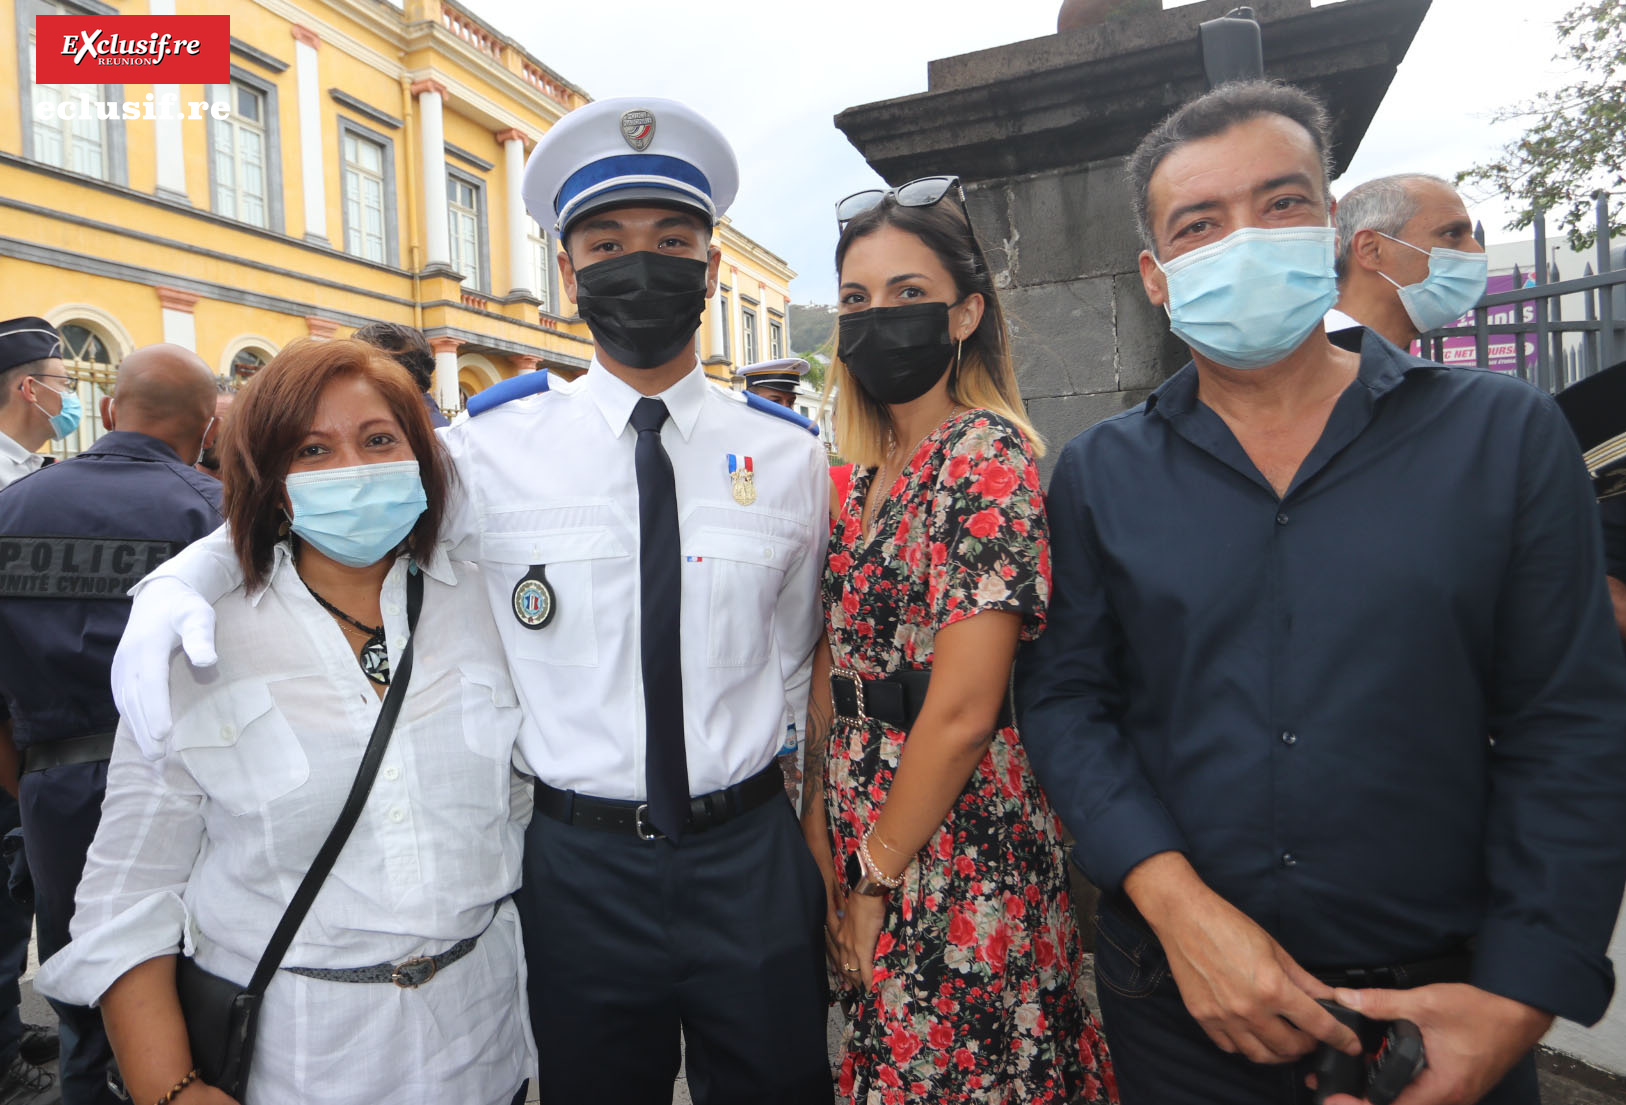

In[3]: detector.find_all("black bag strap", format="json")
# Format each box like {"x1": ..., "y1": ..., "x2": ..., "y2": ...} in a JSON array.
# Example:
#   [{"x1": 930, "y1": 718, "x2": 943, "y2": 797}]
[{"x1": 244, "y1": 565, "x2": 425, "y2": 996}]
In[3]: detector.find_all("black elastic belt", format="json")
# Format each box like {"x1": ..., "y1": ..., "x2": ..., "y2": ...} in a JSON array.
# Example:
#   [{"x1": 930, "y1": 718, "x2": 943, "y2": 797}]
[
  {"x1": 830, "y1": 668, "x2": 1014, "y2": 732},
  {"x1": 1310, "y1": 951, "x2": 1472, "y2": 991},
  {"x1": 534, "y1": 761, "x2": 784, "y2": 841},
  {"x1": 21, "y1": 731, "x2": 115, "y2": 774}
]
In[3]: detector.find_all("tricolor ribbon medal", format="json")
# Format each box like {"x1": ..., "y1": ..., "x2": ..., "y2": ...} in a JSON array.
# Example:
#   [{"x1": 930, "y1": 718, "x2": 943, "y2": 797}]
[{"x1": 728, "y1": 453, "x2": 756, "y2": 506}]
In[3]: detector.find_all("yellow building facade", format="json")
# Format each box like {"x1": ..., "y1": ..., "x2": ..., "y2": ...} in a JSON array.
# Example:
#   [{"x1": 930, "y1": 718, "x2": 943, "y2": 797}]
[{"x1": 0, "y1": 0, "x2": 796, "y2": 457}]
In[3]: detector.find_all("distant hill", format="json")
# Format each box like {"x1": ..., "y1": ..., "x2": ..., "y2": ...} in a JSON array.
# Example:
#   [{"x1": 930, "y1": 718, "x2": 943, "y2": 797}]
[{"x1": 788, "y1": 303, "x2": 838, "y2": 355}]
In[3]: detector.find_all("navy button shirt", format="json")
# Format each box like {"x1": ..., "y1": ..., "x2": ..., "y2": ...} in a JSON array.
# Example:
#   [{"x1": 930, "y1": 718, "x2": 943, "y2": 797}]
[
  {"x1": 1015, "y1": 330, "x2": 1626, "y2": 1026},
  {"x1": 0, "y1": 431, "x2": 222, "y2": 749}
]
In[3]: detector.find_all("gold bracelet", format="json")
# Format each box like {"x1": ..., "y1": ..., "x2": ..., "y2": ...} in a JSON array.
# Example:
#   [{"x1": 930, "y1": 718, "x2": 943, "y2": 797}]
[
  {"x1": 872, "y1": 833, "x2": 910, "y2": 858},
  {"x1": 859, "y1": 828, "x2": 906, "y2": 890},
  {"x1": 153, "y1": 1068, "x2": 199, "y2": 1105}
]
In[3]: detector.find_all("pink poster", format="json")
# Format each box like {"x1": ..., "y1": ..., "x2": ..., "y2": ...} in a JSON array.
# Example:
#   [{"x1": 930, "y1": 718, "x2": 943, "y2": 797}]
[{"x1": 1429, "y1": 274, "x2": 1538, "y2": 373}]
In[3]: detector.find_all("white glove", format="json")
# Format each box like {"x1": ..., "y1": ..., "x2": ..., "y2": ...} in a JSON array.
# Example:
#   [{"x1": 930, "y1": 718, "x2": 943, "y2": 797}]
[{"x1": 112, "y1": 576, "x2": 218, "y2": 759}]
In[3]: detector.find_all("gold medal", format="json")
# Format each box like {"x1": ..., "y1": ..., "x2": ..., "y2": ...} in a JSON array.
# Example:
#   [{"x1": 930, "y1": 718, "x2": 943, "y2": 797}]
[{"x1": 731, "y1": 468, "x2": 756, "y2": 506}]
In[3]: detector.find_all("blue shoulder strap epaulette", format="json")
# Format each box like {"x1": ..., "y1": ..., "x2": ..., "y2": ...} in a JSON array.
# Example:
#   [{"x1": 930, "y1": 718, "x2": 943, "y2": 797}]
[
  {"x1": 467, "y1": 370, "x2": 549, "y2": 417},
  {"x1": 742, "y1": 390, "x2": 818, "y2": 435}
]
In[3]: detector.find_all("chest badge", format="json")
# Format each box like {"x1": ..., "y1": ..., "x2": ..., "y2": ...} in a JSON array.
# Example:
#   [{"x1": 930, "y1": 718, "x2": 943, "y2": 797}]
[
  {"x1": 728, "y1": 453, "x2": 756, "y2": 506},
  {"x1": 511, "y1": 564, "x2": 556, "y2": 630}
]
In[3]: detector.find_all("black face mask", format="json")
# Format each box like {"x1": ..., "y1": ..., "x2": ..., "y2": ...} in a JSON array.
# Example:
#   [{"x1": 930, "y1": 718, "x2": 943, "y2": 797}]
[
  {"x1": 837, "y1": 302, "x2": 956, "y2": 405},
  {"x1": 572, "y1": 252, "x2": 709, "y2": 370}
]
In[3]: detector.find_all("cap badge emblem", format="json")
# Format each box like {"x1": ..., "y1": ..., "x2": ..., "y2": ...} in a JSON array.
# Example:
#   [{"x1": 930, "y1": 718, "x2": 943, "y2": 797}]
[{"x1": 620, "y1": 109, "x2": 655, "y2": 151}]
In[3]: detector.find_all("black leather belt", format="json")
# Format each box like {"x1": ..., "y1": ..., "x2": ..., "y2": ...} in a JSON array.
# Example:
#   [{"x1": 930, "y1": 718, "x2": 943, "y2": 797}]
[
  {"x1": 534, "y1": 761, "x2": 784, "y2": 841},
  {"x1": 21, "y1": 731, "x2": 115, "y2": 775},
  {"x1": 830, "y1": 667, "x2": 1014, "y2": 731}
]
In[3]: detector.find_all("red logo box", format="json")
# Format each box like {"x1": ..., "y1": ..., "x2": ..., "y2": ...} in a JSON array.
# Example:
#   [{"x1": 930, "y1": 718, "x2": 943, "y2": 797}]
[{"x1": 35, "y1": 14, "x2": 230, "y2": 85}]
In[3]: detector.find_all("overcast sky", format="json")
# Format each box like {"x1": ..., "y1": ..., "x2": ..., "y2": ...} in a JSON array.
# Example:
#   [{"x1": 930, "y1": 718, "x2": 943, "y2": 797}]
[{"x1": 467, "y1": 0, "x2": 1582, "y2": 305}]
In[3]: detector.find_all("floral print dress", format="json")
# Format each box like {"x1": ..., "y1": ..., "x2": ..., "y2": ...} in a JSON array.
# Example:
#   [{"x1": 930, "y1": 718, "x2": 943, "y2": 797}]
[{"x1": 822, "y1": 410, "x2": 1116, "y2": 1105}]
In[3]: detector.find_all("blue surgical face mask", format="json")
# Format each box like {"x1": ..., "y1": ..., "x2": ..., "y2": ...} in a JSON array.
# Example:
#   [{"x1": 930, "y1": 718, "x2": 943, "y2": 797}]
[
  {"x1": 284, "y1": 460, "x2": 427, "y2": 568},
  {"x1": 31, "y1": 380, "x2": 82, "y2": 440},
  {"x1": 1376, "y1": 233, "x2": 1489, "y2": 334},
  {"x1": 1154, "y1": 225, "x2": 1339, "y2": 370}
]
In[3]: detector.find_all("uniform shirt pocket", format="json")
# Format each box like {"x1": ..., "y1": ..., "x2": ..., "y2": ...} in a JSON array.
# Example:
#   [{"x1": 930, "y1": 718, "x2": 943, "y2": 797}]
[
  {"x1": 484, "y1": 528, "x2": 628, "y2": 668},
  {"x1": 171, "y1": 680, "x2": 311, "y2": 817},
  {"x1": 684, "y1": 526, "x2": 796, "y2": 668}
]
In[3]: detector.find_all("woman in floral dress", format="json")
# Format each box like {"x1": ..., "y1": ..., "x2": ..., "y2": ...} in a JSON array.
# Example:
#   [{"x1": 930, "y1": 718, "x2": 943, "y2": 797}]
[{"x1": 802, "y1": 177, "x2": 1116, "y2": 1104}]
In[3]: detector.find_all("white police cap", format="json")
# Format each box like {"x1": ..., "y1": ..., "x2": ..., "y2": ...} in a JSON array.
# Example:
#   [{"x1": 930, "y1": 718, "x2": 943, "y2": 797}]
[{"x1": 523, "y1": 97, "x2": 739, "y2": 236}]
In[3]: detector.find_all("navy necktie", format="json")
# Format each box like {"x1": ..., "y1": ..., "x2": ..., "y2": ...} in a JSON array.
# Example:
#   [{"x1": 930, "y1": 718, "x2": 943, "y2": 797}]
[{"x1": 631, "y1": 397, "x2": 688, "y2": 840}]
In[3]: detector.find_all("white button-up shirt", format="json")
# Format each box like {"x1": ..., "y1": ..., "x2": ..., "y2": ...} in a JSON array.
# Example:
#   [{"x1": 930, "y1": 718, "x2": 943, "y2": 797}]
[
  {"x1": 37, "y1": 546, "x2": 534, "y2": 1105},
  {"x1": 0, "y1": 430, "x2": 45, "y2": 490},
  {"x1": 440, "y1": 361, "x2": 828, "y2": 799}
]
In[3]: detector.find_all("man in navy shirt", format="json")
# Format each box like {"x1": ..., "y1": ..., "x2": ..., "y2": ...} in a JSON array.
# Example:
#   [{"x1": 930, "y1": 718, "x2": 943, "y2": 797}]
[
  {"x1": 1016, "y1": 81, "x2": 1626, "y2": 1105},
  {"x1": 0, "y1": 343, "x2": 221, "y2": 1105}
]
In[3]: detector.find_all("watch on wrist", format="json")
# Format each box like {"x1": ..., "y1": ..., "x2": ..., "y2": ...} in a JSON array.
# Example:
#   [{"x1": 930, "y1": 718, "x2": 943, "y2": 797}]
[{"x1": 850, "y1": 869, "x2": 890, "y2": 897}]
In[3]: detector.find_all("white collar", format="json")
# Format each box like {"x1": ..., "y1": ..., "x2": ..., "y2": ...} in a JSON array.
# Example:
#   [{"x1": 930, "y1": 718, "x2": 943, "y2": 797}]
[
  {"x1": 251, "y1": 539, "x2": 456, "y2": 607},
  {"x1": 0, "y1": 430, "x2": 43, "y2": 469},
  {"x1": 583, "y1": 358, "x2": 708, "y2": 443}
]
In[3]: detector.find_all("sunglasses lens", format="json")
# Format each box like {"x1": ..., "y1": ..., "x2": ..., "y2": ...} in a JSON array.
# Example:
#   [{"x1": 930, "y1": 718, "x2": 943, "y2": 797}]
[
  {"x1": 835, "y1": 190, "x2": 885, "y2": 226},
  {"x1": 895, "y1": 176, "x2": 957, "y2": 208}
]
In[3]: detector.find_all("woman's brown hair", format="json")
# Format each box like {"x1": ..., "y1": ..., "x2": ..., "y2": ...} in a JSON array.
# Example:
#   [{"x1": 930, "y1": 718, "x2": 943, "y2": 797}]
[{"x1": 219, "y1": 338, "x2": 451, "y2": 590}]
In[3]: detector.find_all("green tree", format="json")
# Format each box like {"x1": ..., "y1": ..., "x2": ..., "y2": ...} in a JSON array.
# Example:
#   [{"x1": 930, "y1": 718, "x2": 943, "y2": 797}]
[{"x1": 1459, "y1": 0, "x2": 1624, "y2": 251}]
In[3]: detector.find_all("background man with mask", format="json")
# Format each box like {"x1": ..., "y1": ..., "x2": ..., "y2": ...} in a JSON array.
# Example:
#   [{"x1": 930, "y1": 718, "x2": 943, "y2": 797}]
[
  {"x1": 0, "y1": 343, "x2": 221, "y2": 1105},
  {"x1": 193, "y1": 376, "x2": 234, "y2": 478},
  {"x1": 1015, "y1": 80, "x2": 1626, "y2": 1105},
  {"x1": 0, "y1": 317, "x2": 78, "y2": 488},
  {"x1": 109, "y1": 98, "x2": 832, "y2": 1105},
  {"x1": 1329, "y1": 173, "x2": 1489, "y2": 349}
]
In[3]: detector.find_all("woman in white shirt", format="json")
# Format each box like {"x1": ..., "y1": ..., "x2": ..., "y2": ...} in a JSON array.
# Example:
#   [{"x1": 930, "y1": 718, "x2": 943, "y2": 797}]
[{"x1": 36, "y1": 339, "x2": 533, "y2": 1105}]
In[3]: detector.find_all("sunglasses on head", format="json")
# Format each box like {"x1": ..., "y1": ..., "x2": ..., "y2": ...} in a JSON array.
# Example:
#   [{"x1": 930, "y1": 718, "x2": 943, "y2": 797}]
[{"x1": 835, "y1": 175, "x2": 967, "y2": 229}]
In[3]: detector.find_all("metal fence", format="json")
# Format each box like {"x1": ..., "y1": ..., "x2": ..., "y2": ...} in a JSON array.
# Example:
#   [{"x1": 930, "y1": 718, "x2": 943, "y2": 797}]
[{"x1": 1419, "y1": 194, "x2": 1626, "y2": 394}]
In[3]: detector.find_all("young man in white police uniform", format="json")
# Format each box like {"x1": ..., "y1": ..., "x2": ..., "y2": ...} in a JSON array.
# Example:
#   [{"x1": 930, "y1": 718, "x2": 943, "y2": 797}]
[{"x1": 109, "y1": 99, "x2": 833, "y2": 1104}]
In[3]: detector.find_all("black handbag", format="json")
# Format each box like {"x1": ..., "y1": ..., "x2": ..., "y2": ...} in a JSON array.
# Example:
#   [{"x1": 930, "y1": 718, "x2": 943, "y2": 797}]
[{"x1": 174, "y1": 566, "x2": 424, "y2": 1097}]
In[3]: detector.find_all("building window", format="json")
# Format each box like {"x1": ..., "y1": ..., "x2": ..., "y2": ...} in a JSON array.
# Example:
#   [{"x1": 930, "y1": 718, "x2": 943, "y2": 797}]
[
  {"x1": 230, "y1": 347, "x2": 270, "y2": 384},
  {"x1": 719, "y1": 295, "x2": 731, "y2": 360},
  {"x1": 528, "y1": 218, "x2": 553, "y2": 312},
  {"x1": 213, "y1": 82, "x2": 270, "y2": 228},
  {"x1": 447, "y1": 175, "x2": 484, "y2": 289},
  {"x1": 26, "y1": 4, "x2": 107, "y2": 179},
  {"x1": 342, "y1": 132, "x2": 387, "y2": 262},
  {"x1": 49, "y1": 322, "x2": 116, "y2": 460},
  {"x1": 741, "y1": 306, "x2": 758, "y2": 365},
  {"x1": 769, "y1": 319, "x2": 784, "y2": 360}
]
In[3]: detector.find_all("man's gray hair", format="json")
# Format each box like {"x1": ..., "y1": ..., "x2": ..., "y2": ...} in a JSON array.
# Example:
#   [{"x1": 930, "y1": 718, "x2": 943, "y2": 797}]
[
  {"x1": 1126, "y1": 80, "x2": 1334, "y2": 255},
  {"x1": 1333, "y1": 174, "x2": 1452, "y2": 282}
]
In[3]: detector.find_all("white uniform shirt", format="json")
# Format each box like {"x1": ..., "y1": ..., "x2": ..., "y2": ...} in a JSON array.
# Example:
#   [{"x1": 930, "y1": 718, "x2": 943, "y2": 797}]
[
  {"x1": 0, "y1": 431, "x2": 44, "y2": 490},
  {"x1": 37, "y1": 546, "x2": 535, "y2": 1105},
  {"x1": 1324, "y1": 307, "x2": 1362, "y2": 333},
  {"x1": 440, "y1": 361, "x2": 828, "y2": 799}
]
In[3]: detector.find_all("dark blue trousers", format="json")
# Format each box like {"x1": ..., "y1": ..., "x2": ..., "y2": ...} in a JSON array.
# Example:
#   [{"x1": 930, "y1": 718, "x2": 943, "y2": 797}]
[
  {"x1": 516, "y1": 792, "x2": 830, "y2": 1105},
  {"x1": 0, "y1": 790, "x2": 28, "y2": 1069},
  {"x1": 19, "y1": 761, "x2": 118, "y2": 1105},
  {"x1": 1093, "y1": 905, "x2": 1541, "y2": 1105}
]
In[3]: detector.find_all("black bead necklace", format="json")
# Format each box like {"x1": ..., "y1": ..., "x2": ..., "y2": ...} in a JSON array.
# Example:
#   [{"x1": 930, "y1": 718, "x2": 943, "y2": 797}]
[{"x1": 304, "y1": 584, "x2": 391, "y2": 685}]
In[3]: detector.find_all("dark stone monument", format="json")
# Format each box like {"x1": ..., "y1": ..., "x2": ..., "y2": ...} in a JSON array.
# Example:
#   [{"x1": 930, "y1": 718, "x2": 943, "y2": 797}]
[{"x1": 836, "y1": 0, "x2": 1431, "y2": 473}]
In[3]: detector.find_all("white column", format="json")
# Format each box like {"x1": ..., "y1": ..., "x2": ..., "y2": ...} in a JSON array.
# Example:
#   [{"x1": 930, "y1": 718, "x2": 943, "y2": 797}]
[
  {"x1": 498, "y1": 129, "x2": 531, "y2": 296},
  {"x1": 707, "y1": 288, "x2": 725, "y2": 357},
  {"x1": 148, "y1": 0, "x2": 186, "y2": 200},
  {"x1": 416, "y1": 81, "x2": 450, "y2": 269},
  {"x1": 430, "y1": 338, "x2": 461, "y2": 412},
  {"x1": 291, "y1": 27, "x2": 326, "y2": 241}
]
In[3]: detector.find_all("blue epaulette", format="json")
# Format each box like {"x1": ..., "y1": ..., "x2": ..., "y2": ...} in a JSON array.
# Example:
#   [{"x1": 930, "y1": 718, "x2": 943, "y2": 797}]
[
  {"x1": 743, "y1": 390, "x2": 818, "y2": 435},
  {"x1": 467, "y1": 371, "x2": 549, "y2": 417}
]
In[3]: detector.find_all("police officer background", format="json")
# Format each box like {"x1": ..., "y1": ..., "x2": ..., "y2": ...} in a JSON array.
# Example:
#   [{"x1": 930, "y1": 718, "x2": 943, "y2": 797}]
[
  {"x1": 741, "y1": 357, "x2": 809, "y2": 411},
  {"x1": 0, "y1": 342, "x2": 222, "y2": 1105},
  {"x1": 0, "y1": 318, "x2": 75, "y2": 1105}
]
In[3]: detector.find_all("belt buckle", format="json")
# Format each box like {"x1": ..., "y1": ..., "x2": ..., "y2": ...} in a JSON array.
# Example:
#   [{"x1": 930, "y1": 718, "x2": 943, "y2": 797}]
[
  {"x1": 634, "y1": 803, "x2": 664, "y2": 841},
  {"x1": 391, "y1": 956, "x2": 437, "y2": 988},
  {"x1": 831, "y1": 668, "x2": 866, "y2": 723}
]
